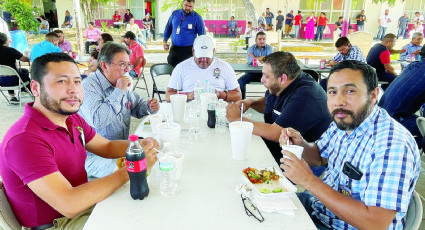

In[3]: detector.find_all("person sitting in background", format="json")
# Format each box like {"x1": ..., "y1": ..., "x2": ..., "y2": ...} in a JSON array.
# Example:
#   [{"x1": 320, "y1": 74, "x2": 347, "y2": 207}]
[
  {"x1": 166, "y1": 35, "x2": 242, "y2": 102},
  {"x1": 0, "y1": 32, "x2": 31, "y2": 104},
  {"x1": 84, "y1": 22, "x2": 102, "y2": 54},
  {"x1": 266, "y1": 24, "x2": 274, "y2": 31},
  {"x1": 81, "y1": 50, "x2": 99, "y2": 79},
  {"x1": 379, "y1": 44, "x2": 425, "y2": 150},
  {"x1": 126, "y1": 18, "x2": 147, "y2": 48},
  {"x1": 335, "y1": 16, "x2": 343, "y2": 37},
  {"x1": 329, "y1": 37, "x2": 366, "y2": 67},
  {"x1": 112, "y1": 10, "x2": 122, "y2": 29},
  {"x1": 228, "y1": 16, "x2": 237, "y2": 37},
  {"x1": 30, "y1": 32, "x2": 62, "y2": 62},
  {"x1": 39, "y1": 16, "x2": 49, "y2": 34},
  {"x1": 54, "y1": 29, "x2": 73, "y2": 53},
  {"x1": 400, "y1": 32, "x2": 423, "y2": 61},
  {"x1": 78, "y1": 42, "x2": 159, "y2": 178},
  {"x1": 123, "y1": 9, "x2": 133, "y2": 24},
  {"x1": 142, "y1": 13, "x2": 154, "y2": 42},
  {"x1": 411, "y1": 21, "x2": 424, "y2": 37},
  {"x1": 348, "y1": 25, "x2": 355, "y2": 34},
  {"x1": 122, "y1": 31, "x2": 145, "y2": 78},
  {"x1": 97, "y1": 33, "x2": 114, "y2": 51},
  {"x1": 61, "y1": 10, "x2": 72, "y2": 28}
]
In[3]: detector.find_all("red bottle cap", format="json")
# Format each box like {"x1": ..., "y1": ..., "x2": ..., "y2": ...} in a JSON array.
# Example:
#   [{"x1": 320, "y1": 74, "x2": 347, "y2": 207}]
[{"x1": 129, "y1": 135, "x2": 139, "y2": 142}]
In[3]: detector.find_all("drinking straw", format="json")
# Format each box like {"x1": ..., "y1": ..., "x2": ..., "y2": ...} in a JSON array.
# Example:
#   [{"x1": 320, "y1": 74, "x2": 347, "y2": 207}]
[{"x1": 240, "y1": 103, "x2": 244, "y2": 126}]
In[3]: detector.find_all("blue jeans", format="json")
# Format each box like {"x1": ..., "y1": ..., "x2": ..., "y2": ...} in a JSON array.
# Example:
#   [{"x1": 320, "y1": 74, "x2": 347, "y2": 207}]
[
  {"x1": 357, "y1": 24, "x2": 364, "y2": 31},
  {"x1": 315, "y1": 25, "x2": 325, "y2": 41},
  {"x1": 294, "y1": 25, "x2": 300, "y2": 38},
  {"x1": 397, "y1": 26, "x2": 407, "y2": 39},
  {"x1": 376, "y1": 26, "x2": 387, "y2": 40},
  {"x1": 237, "y1": 72, "x2": 262, "y2": 99},
  {"x1": 39, "y1": 29, "x2": 49, "y2": 34},
  {"x1": 297, "y1": 192, "x2": 332, "y2": 230}
]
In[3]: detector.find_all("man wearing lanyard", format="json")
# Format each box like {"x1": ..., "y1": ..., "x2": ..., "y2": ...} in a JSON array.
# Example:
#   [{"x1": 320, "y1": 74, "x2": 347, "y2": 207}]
[{"x1": 163, "y1": 0, "x2": 205, "y2": 68}]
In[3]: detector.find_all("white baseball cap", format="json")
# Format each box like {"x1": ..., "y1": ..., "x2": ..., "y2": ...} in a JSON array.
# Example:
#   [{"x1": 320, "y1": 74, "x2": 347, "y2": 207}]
[{"x1": 193, "y1": 35, "x2": 215, "y2": 58}]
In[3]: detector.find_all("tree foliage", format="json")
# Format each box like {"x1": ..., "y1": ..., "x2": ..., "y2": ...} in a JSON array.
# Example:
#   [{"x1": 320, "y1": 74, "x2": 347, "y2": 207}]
[
  {"x1": 161, "y1": 0, "x2": 208, "y2": 16},
  {"x1": 372, "y1": 0, "x2": 396, "y2": 6},
  {"x1": 80, "y1": 0, "x2": 117, "y2": 24},
  {"x1": 3, "y1": 0, "x2": 39, "y2": 32}
]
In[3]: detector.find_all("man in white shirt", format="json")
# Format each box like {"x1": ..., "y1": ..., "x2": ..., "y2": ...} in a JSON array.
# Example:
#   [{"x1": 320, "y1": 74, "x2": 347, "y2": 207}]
[
  {"x1": 414, "y1": 12, "x2": 424, "y2": 24},
  {"x1": 377, "y1": 9, "x2": 391, "y2": 40},
  {"x1": 165, "y1": 35, "x2": 242, "y2": 102}
]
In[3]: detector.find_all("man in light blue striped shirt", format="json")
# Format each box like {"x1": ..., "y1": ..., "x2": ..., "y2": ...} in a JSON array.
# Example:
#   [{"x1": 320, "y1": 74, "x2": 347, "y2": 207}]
[
  {"x1": 279, "y1": 60, "x2": 420, "y2": 230},
  {"x1": 79, "y1": 42, "x2": 159, "y2": 178},
  {"x1": 329, "y1": 37, "x2": 366, "y2": 67}
]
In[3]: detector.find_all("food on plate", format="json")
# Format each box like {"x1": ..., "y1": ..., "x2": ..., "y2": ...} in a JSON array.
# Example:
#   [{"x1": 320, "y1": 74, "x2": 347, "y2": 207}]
[{"x1": 242, "y1": 167, "x2": 280, "y2": 184}]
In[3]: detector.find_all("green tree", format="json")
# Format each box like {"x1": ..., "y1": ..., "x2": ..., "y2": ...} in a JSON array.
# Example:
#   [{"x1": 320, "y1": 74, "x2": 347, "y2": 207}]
[
  {"x1": 80, "y1": 0, "x2": 117, "y2": 24},
  {"x1": 3, "y1": 0, "x2": 39, "y2": 32},
  {"x1": 161, "y1": 0, "x2": 208, "y2": 16}
]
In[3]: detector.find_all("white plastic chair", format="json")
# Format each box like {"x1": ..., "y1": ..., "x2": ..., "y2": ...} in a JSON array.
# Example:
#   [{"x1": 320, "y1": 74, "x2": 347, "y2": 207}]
[
  {"x1": 0, "y1": 65, "x2": 33, "y2": 108},
  {"x1": 404, "y1": 190, "x2": 423, "y2": 230},
  {"x1": 0, "y1": 180, "x2": 21, "y2": 230}
]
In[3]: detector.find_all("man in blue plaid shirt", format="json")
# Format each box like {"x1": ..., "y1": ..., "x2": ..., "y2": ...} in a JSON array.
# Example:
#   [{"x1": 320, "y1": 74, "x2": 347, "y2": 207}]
[
  {"x1": 329, "y1": 37, "x2": 366, "y2": 67},
  {"x1": 279, "y1": 60, "x2": 420, "y2": 230}
]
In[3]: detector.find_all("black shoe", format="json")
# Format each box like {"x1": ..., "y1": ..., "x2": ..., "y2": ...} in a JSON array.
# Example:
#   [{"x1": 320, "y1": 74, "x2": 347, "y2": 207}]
[{"x1": 10, "y1": 96, "x2": 19, "y2": 104}]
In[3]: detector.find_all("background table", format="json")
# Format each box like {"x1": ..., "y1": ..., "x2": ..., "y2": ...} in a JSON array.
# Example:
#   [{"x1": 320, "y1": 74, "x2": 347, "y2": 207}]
[
  {"x1": 231, "y1": 63, "x2": 263, "y2": 73},
  {"x1": 83, "y1": 104, "x2": 316, "y2": 230}
]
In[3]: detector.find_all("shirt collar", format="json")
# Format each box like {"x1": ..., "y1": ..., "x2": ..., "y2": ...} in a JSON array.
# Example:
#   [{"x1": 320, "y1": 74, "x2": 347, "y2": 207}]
[
  {"x1": 94, "y1": 69, "x2": 114, "y2": 91},
  {"x1": 345, "y1": 105, "x2": 380, "y2": 138},
  {"x1": 23, "y1": 102, "x2": 75, "y2": 131}
]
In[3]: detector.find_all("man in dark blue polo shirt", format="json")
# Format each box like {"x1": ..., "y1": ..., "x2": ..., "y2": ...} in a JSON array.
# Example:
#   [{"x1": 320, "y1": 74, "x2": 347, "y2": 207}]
[
  {"x1": 379, "y1": 45, "x2": 425, "y2": 150},
  {"x1": 163, "y1": 0, "x2": 205, "y2": 67},
  {"x1": 227, "y1": 51, "x2": 332, "y2": 167}
]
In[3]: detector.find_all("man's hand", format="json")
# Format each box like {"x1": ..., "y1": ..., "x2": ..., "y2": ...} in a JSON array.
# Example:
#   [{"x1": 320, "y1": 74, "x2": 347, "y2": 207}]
[
  {"x1": 140, "y1": 137, "x2": 159, "y2": 171},
  {"x1": 116, "y1": 75, "x2": 132, "y2": 91},
  {"x1": 163, "y1": 42, "x2": 170, "y2": 51},
  {"x1": 329, "y1": 60, "x2": 338, "y2": 67},
  {"x1": 235, "y1": 99, "x2": 251, "y2": 113},
  {"x1": 279, "y1": 128, "x2": 303, "y2": 146},
  {"x1": 186, "y1": 91, "x2": 195, "y2": 100},
  {"x1": 226, "y1": 103, "x2": 242, "y2": 122},
  {"x1": 413, "y1": 49, "x2": 421, "y2": 55},
  {"x1": 280, "y1": 150, "x2": 315, "y2": 187},
  {"x1": 148, "y1": 99, "x2": 159, "y2": 111}
]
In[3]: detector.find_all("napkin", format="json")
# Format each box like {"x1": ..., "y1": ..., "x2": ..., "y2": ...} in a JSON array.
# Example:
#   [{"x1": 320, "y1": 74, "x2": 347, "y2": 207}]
[{"x1": 254, "y1": 196, "x2": 297, "y2": 215}]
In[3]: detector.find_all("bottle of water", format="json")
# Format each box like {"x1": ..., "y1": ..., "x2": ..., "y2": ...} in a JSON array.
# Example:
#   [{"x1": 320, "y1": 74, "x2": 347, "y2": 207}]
[
  {"x1": 159, "y1": 143, "x2": 177, "y2": 196},
  {"x1": 194, "y1": 80, "x2": 203, "y2": 102},
  {"x1": 205, "y1": 80, "x2": 214, "y2": 94},
  {"x1": 216, "y1": 99, "x2": 227, "y2": 133}
]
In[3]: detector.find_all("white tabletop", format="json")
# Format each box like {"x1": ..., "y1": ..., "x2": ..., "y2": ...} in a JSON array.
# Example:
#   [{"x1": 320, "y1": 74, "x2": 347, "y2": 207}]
[{"x1": 83, "y1": 104, "x2": 316, "y2": 230}]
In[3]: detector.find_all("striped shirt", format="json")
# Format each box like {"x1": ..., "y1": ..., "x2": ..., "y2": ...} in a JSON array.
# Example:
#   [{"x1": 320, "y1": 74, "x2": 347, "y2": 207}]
[
  {"x1": 314, "y1": 106, "x2": 420, "y2": 229},
  {"x1": 331, "y1": 45, "x2": 366, "y2": 63},
  {"x1": 78, "y1": 70, "x2": 154, "y2": 178}
]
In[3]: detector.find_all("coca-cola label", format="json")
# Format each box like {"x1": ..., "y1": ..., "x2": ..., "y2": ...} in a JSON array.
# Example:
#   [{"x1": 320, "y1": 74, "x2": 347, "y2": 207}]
[{"x1": 126, "y1": 158, "x2": 147, "y2": 172}]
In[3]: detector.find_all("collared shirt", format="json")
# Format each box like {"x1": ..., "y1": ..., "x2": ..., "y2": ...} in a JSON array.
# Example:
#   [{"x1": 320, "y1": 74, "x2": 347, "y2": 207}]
[
  {"x1": 314, "y1": 106, "x2": 420, "y2": 230},
  {"x1": 400, "y1": 42, "x2": 422, "y2": 60},
  {"x1": 63, "y1": 15, "x2": 72, "y2": 26},
  {"x1": 276, "y1": 15, "x2": 284, "y2": 27},
  {"x1": 285, "y1": 13, "x2": 294, "y2": 25},
  {"x1": 265, "y1": 12, "x2": 274, "y2": 25},
  {"x1": 246, "y1": 44, "x2": 273, "y2": 65},
  {"x1": 331, "y1": 45, "x2": 366, "y2": 63},
  {"x1": 398, "y1": 16, "x2": 409, "y2": 28},
  {"x1": 0, "y1": 103, "x2": 96, "y2": 227},
  {"x1": 294, "y1": 14, "x2": 302, "y2": 25},
  {"x1": 30, "y1": 40, "x2": 62, "y2": 62},
  {"x1": 379, "y1": 14, "x2": 391, "y2": 27},
  {"x1": 58, "y1": 39, "x2": 73, "y2": 52},
  {"x1": 84, "y1": 28, "x2": 102, "y2": 42},
  {"x1": 78, "y1": 70, "x2": 153, "y2": 178},
  {"x1": 228, "y1": 20, "x2": 237, "y2": 30},
  {"x1": 414, "y1": 15, "x2": 424, "y2": 23},
  {"x1": 128, "y1": 42, "x2": 144, "y2": 75},
  {"x1": 163, "y1": 9, "x2": 205, "y2": 47},
  {"x1": 356, "y1": 14, "x2": 366, "y2": 25},
  {"x1": 168, "y1": 57, "x2": 239, "y2": 93}
]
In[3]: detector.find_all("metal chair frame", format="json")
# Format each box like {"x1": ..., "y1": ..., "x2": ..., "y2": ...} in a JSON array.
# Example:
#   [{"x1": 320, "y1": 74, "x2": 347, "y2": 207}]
[
  {"x1": 0, "y1": 65, "x2": 33, "y2": 108},
  {"x1": 150, "y1": 63, "x2": 173, "y2": 102}
]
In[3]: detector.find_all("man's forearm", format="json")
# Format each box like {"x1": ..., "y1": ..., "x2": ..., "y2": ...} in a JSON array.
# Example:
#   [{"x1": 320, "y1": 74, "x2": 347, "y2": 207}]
[
  {"x1": 133, "y1": 57, "x2": 143, "y2": 69},
  {"x1": 249, "y1": 97, "x2": 266, "y2": 113},
  {"x1": 248, "y1": 119, "x2": 282, "y2": 142},
  {"x1": 223, "y1": 88, "x2": 242, "y2": 102},
  {"x1": 299, "y1": 141, "x2": 324, "y2": 166}
]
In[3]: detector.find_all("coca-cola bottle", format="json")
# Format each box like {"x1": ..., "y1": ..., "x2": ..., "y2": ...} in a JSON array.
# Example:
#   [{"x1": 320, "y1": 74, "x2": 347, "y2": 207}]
[{"x1": 126, "y1": 135, "x2": 149, "y2": 200}]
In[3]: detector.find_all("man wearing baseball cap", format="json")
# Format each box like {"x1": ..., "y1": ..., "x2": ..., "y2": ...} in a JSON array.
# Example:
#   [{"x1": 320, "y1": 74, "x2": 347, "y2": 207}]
[
  {"x1": 165, "y1": 35, "x2": 241, "y2": 102},
  {"x1": 122, "y1": 31, "x2": 145, "y2": 77}
]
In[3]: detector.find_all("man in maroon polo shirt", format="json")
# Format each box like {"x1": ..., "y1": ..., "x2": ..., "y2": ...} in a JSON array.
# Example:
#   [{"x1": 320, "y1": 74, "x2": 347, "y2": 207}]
[{"x1": 0, "y1": 53, "x2": 158, "y2": 229}]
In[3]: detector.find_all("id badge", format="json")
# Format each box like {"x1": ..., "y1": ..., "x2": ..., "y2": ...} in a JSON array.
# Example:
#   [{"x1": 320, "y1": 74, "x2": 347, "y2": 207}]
[
  {"x1": 176, "y1": 26, "x2": 181, "y2": 34},
  {"x1": 188, "y1": 23, "x2": 193, "y2": 29}
]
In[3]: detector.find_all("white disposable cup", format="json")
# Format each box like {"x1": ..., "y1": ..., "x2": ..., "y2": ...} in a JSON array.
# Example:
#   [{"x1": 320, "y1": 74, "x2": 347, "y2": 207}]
[
  {"x1": 200, "y1": 93, "x2": 217, "y2": 119},
  {"x1": 174, "y1": 151, "x2": 184, "y2": 180},
  {"x1": 157, "y1": 122, "x2": 181, "y2": 147},
  {"x1": 170, "y1": 94, "x2": 187, "y2": 123},
  {"x1": 281, "y1": 145, "x2": 304, "y2": 159},
  {"x1": 150, "y1": 114, "x2": 163, "y2": 134},
  {"x1": 229, "y1": 121, "x2": 254, "y2": 160}
]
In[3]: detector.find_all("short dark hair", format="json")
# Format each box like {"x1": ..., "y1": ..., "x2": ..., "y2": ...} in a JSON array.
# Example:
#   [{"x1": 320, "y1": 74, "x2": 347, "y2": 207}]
[
  {"x1": 383, "y1": 33, "x2": 396, "y2": 42},
  {"x1": 101, "y1": 33, "x2": 114, "y2": 43},
  {"x1": 247, "y1": 21, "x2": 252, "y2": 24},
  {"x1": 0, "y1": 32, "x2": 7, "y2": 46},
  {"x1": 328, "y1": 60, "x2": 377, "y2": 92},
  {"x1": 298, "y1": 10, "x2": 301, "y2": 14},
  {"x1": 335, "y1": 37, "x2": 350, "y2": 48},
  {"x1": 97, "y1": 42, "x2": 130, "y2": 70},
  {"x1": 263, "y1": 51, "x2": 301, "y2": 80},
  {"x1": 321, "y1": 12, "x2": 326, "y2": 16},
  {"x1": 89, "y1": 22, "x2": 94, "y2": 26},
  {"x1": 53, "y1": 29, "x2": 63, "y2": 34},
  {"x1": 90, "y1": 50, "x2": 99, "y2": 60},
  {"x1": 256, "y1": 31, "x2": 266, "y2": 39},
  {"x1": 40, "y1": 15, "x2": 46, "y2": 20},
  {"x1": 122, "y1": 31, "x2": 136, "y2": 40},
  {"x1": 45, "y1": 32, "x2": 59, "y2": 41},
  {"x1": 338, "y1": 16, "x2": 343, "y2": 20},
  {"x1": 184, "y1": 0, "x2": 195, "y2": 3},
  {"x1": 278, "y1": 10, "x2": 282, "y2": 13},
  {"x1": 31, "y1": 53, "x2": 76, "y2": 87}
]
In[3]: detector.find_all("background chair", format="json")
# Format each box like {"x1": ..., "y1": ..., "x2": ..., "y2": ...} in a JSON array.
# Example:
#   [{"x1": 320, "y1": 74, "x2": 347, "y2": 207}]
[
  {"x1": 0, "y1": 180, "x2": 21, "y2": 230},
  {"x1": 132, "y1": 58, "x2": 150, "y2": 97},
  {"x1": 302, "y1": 69, "x2": 320, "y2": 83},
  {"x1": 0, "y1": 65, "x2": 33, "y2": 108},
  {"x1": 417, "y1": 117, "x2": 425, "y2": 137},
  {"x1": 150, "y1": 63, "x2": 173, "y2": 102},
  {"x1": 404, "y1": 190, "x2": 423, "y2": 230}
]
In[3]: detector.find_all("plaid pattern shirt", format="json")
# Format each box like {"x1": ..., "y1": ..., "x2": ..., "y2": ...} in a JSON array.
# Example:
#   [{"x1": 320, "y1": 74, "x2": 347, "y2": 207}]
[
  {"x1": 314, "y1": 106, "x2": 420, "y2": 230},
  {"x1": 331, "y1": 45, "x2": 366, "y2": 63}
]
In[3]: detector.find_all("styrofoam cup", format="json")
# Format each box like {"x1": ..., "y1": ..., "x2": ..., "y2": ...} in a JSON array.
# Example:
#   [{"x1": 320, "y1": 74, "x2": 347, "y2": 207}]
[
  {"x1": 157, "y1": 122, "x2": 181, "y2": 147},
  {"x1": 229, "y1": 121, "x2": 254, "y2": 160},
  {"x1": 170, "y1": 94, "x2": 187, "y2": 123},
  {"x1": 281, "y1": 145, "x2": 304, "y2": 159},
  {"x1": 150, "y1": 114, "x2": 163, "y2": 134}
]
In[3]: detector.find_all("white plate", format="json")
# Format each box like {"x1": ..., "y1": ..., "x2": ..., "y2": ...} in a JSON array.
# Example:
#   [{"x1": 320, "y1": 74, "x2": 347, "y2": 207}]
[{"x1": 242, "y1": 167, "x2": 297, "y2": 197}]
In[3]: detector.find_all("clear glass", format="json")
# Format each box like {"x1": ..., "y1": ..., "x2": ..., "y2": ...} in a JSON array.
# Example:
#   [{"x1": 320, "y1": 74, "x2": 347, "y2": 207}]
[{"x1": 188, "y1": 100, "x2": 202, "y2": 138}]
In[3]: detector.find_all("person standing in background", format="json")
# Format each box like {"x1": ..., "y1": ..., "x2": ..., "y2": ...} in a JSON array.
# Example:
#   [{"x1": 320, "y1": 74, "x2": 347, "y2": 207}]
[
  {"x1": 265, "y1": 8, "x2": 274, "y2": 26},
  {"x1": 258, "y1": 12, "x2": 266, "y2": 27},
  {"x1": 305, "y1": 12, "x2": 316, "y2": 41},
  {"x1": 284, "y1": 10, "x2": 294, "y2": 38},
  {"x1": 377, "y1": 9, "x2": 391, "y2": 40},
  {"x1": 294, "y1": 11, "x2": 302, "y2": 39},
  {"x1": 356, "y1": 10, "x2": 366, "y2": 31},
  {"x1": 276, "y1": 10, "x2": 284, "y2": 33},
  {"x1": 123, "y1": 9, "x2": 133, "y2": 24},
  {"x1": 397, "y1": 13, "x2": 409, "y2": 39},
  {"x1": 314, "y1": 12, "x2": 327, "y2": 41}
]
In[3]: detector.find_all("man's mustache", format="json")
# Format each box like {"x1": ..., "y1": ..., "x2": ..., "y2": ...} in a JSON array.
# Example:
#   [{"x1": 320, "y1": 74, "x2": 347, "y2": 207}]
[{"x1": 331, "y1": 108, "x2": 353, "y2": 116}]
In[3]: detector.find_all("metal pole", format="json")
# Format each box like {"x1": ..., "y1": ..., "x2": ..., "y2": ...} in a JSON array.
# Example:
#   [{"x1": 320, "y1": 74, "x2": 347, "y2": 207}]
[
  {"x1": 341, "y1": 0, "x2": 351, "y2": 37},
  {"x1": 73, "y1": 0, "x2": 84, "y2": 57}
]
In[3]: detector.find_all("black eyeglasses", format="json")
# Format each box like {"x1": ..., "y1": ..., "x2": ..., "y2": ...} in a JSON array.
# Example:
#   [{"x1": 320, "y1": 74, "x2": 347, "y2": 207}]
[{"x1": 241, "y1": 194, "x2": 264, "y2": 222}]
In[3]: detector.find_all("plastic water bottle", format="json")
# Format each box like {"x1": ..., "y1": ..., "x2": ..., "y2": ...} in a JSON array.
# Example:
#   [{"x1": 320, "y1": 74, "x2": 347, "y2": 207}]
[
  {"x1": 216, "y1": 99, "x2": 227, "y2": 133},
  {"x1": 159, "y1": 143, "x2": 177, "y2": 196},
  {"x1": 205, "y1": 80, "x2": 214, "y2": 94},
  {"x1": 194, "y1": 80, "x2": 203, "y2": 102},
  {"x1": 126, "y1": 135, "x2": 149, "y2": 200}
]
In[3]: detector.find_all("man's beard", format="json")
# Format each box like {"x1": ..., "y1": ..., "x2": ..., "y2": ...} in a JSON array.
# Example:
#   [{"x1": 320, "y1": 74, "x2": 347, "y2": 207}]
[
  {"x1": 332, "y1": 101, "x2": 370, "y2": 131},
  {"x1": 40, "y1": 85, "x2": 82, "y2": 116}
]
